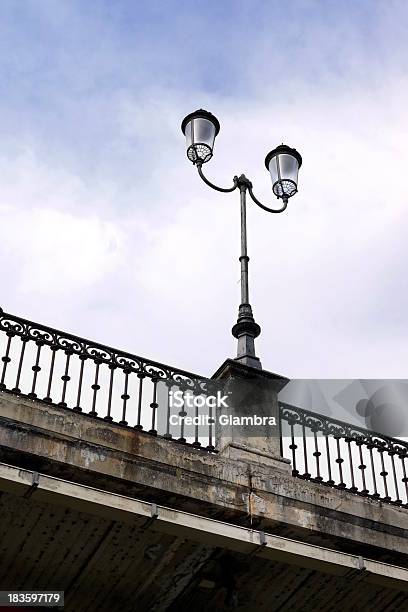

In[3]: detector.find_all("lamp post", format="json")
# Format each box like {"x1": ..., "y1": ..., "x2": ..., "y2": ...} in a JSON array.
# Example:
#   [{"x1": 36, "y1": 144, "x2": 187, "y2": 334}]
[{"x1": 181, "y1": 109, "x2": 302, "y2": 370}]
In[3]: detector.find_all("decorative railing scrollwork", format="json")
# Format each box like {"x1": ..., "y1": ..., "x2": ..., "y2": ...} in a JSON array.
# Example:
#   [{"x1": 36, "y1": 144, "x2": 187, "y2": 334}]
[
  {"x1": 0, "y1": 307, "x2": 216, "y2": 451},
  {"x1": 280, "y1": 401, "x2": 408, "y2": 506}
]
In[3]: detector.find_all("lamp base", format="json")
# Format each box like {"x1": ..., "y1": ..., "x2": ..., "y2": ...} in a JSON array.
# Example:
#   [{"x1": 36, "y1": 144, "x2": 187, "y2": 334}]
[{"x1": 232, "y1": 303, "x2": 262, "y2": 370}]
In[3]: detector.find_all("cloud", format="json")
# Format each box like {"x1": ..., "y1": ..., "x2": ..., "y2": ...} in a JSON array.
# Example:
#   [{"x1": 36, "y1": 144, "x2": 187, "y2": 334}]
[{"x1": 0, "y1": 1, "x2": 408, "y2": 378}]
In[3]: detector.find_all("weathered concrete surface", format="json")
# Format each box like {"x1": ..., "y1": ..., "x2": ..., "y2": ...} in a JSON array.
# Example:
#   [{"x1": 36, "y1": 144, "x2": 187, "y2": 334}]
[
  {"x1": 0, "y1": 390, "x2": 407, "y2": 569},
  {"x1": 0, "y1": 485, "x2": 406, "y2": 612},
  {"x1": 213, "y1": 359, "x2": 288, "y2": 459}
]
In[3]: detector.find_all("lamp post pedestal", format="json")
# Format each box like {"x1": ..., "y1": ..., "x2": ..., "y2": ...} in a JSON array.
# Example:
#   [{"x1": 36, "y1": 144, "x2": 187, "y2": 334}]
[{"x1": 212, "y1": 358, "x2": 291, "y2": 470}]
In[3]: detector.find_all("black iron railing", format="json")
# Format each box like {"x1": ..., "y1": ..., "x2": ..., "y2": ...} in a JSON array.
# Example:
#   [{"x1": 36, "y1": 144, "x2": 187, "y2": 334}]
[
  {"x1": 0, "y1": 308, "x2": 216, "y2": 450},
  {"x1": 280, "y1": 401, "x2": 408, "y2": 506}
]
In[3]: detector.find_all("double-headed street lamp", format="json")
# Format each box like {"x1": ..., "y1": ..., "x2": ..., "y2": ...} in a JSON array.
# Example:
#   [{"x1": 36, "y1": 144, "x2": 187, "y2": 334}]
[{"x1": 181, "y1": 109, "x2": 302, "y2": 370}]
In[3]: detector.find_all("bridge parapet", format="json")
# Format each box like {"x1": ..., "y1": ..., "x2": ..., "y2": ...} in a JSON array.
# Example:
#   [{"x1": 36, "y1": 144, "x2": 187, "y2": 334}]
[
  {"x1": 1, "y1": 390, "x2": 408, "y2": 568},
  {"x1": 0, "y1": 309, "x2": 407, "y2": 569}
]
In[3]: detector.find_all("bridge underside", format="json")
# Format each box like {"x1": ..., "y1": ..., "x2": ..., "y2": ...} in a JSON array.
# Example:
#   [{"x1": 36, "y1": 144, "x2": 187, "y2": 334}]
[
  {"x1": 1, "y1": 391, "x2": 408, "y2": 611},
  {"x1": 0, "y1": 464, "x2": 407, "y2": 612}
]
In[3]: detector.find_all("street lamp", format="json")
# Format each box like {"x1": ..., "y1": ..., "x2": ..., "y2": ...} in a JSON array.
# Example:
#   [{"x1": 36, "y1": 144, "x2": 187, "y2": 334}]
[
  {"x1": 181, "y1": 109, "x2": 220, "y2": 164},
  {"x1": 181, "y1": 109, "x2": 302, "y2": 369}
]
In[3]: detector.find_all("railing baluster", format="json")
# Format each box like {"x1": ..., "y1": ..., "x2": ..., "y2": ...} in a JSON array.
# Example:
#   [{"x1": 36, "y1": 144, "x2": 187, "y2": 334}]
[
  {"x1": 192, "y1": 389, "x2": 201, "y2": 448},
  {"x1": 74, "y1": 355, "x2": 87, "y2": 413},
  {"x1": 120, "y1": 369, "x2": 130, "y2": 426},
  {"x1": 325, "y1": 434, "x2": 334, "y2": 485},
  {"x1": 178, "y1": 387, "x2": 187, "y2": 443},
  {"x1": 0, "y1": 333, "x2": 13, "y2": 390},
  {"x1": 313, "y1": 430, "x2": 322, "y2": 481},
  {"x1": 28, "y1": 342, "x2": 43, "y2": 399},
  {"x1": 104, "y1": 364, "x2": 115, "y2": 422},
  {"x1": 59, "y1": 350, "x2": 72, "y2": 407},
  {"x1": 335, "y1": 437, "x2": 346, "y2": 488},
  {"x1": 357, "y1": 441, "x2": 368, "y2": 495},
  {"x1": 289, "y1": 423, "x2": 298, "y2": 476},
  {"x1": 89, "y1": 359, "x2": 101, "y2": 417},
  {"x1": 389, "y1": 452, "x2": 401, "y2": 504},
  {"x1": 302, "y1": 424, "x2": 310, "y2": 479},
  {"x1": 368, "y1": 445, "x2": 380, "y2": 498},
  {"x1": 12, "y1": 336, "x2": 28, "y2": 394},
  {"x1": 163, "y1": 381, "x2": 172, "y2": 439},
  {"x1": 207, "y1": 391, "x2": 215, "y2": 452},
  {"x1": 346, "y1": 438, "x2": 357, "y2": 493},
  {"x1": 149, "y1": 378, "x2": 158, "y2": 435},
  {"x1": 134, "y1": 373, "x2": 145, "y2": 430},
  {"x1": 379, "y1": 448, "x2": 391, "y2": 501},
  {"x1": 44, "y1": 345, "x2": 57, "y2": 403}
]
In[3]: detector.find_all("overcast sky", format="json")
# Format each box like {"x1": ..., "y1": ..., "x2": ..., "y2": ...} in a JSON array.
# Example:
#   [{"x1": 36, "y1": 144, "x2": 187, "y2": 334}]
[{"x1": 0, "y1": 0, "x2": 408, "y2": 378}]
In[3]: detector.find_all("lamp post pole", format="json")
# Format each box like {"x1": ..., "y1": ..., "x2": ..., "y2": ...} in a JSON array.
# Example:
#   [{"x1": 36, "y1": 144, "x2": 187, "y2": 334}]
[
  {"x1": 183, "y1": 110, "x2": 301, "y2": 370},
  {"x1": 239, "y1": 180, "x2": 249, "y2": 306},
  {"x1": 233, "y1": 174, "x2": 262, "y2": 369}
]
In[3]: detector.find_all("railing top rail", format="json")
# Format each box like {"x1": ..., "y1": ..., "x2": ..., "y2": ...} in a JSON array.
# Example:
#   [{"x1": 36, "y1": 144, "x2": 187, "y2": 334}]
[
  {"x1": 279, "y1": 400, "x2": 408, "y2": 452},
  {"x1": 0, "y1": 307, "x2": 206, "y2": 384}
]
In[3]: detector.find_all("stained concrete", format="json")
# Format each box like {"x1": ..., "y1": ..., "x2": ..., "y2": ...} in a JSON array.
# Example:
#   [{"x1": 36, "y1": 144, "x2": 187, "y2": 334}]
[{"x1": 0, "y1": 389, "x2": 407, "y2": 568}]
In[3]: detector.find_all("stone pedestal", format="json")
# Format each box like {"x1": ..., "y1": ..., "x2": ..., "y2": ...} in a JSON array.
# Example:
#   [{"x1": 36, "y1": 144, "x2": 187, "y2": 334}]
[{"x1": 212, "y1": 359, "x2": 291, "y2": 470}]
